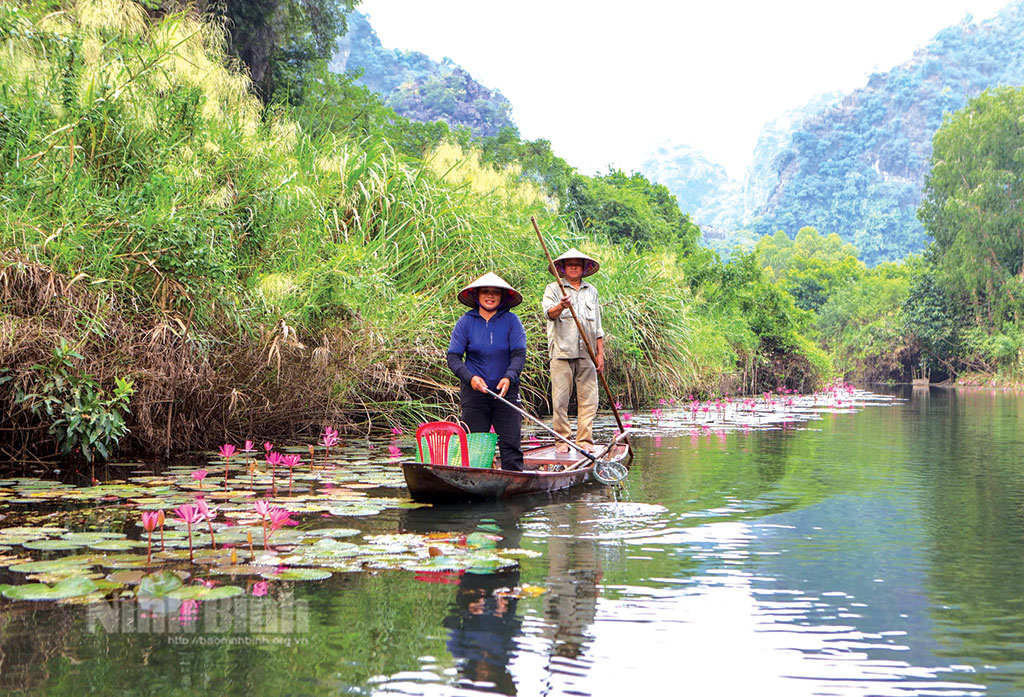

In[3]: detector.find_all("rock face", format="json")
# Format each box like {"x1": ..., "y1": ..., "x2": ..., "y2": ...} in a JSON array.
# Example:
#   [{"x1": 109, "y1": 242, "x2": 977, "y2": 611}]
[
  {"x1": 331, "y1": 11, "x2": 515, "y2": 138},
  {"x1": 647, "y1": 2, "x2": 1024, "y2": 263}
]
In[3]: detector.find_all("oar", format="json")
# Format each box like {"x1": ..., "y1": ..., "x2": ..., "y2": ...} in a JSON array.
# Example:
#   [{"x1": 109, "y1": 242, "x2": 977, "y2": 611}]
[
  {"x1": 483, "y1": 388, "x2": 599, "y2": 463},
  {"x1": 530, "y1": 216, "x2": 629, "y2": 442}
]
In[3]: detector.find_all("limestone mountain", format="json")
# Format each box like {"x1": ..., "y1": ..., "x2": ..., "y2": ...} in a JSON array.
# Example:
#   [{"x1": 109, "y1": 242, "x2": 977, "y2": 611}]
[{"x1": 330, "y1": 11, "x2": 515, "y2": 137}]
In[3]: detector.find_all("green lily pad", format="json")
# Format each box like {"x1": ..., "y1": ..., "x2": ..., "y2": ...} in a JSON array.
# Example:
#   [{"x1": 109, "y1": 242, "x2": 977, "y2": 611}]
[
  {"x1": 2, "y1": 577, "x2": 99, "y2": 601},
  {"x1": 88, "y1": 540, "x2": 148, "y2": 551},
  {"x1": 138, "y1": 570, "x2": 184, "y2": 597},
  {"x1": 22, "y1": 539, "x2": 85, "y2": 551},
  {"x1": 62, "y1": 532, "x2": 127, "y2": 542},
  {"x1": 260, "y1": 568, "x2": 332, "y2": 581},
  {"x1": 9, "y1": 558, "x2": 95, "y2": 574}
]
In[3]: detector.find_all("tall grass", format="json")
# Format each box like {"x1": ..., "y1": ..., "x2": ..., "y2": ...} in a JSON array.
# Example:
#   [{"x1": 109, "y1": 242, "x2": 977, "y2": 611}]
[{"x1": 0, "y1": 0, "x2": 819, "y2": 465}]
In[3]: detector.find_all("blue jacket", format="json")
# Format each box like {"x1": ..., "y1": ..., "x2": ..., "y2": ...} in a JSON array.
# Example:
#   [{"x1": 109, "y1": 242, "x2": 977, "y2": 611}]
[{"x1": 447, "y1": 308, "x2": 527, "y2": 390}]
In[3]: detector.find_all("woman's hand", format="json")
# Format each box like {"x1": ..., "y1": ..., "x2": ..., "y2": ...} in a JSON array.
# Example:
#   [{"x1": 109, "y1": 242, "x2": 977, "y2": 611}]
[
  {"x1": 470, "y1": 376, "x2": 488, "y2": 393},
  {"x1": 496, "y1": 377, "x2": 511, "y2": 397}
]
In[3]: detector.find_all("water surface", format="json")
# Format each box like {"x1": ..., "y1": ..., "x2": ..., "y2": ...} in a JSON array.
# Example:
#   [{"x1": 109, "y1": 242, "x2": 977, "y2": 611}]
[{"x1": 4, "y1": 386, "x2": 1024, "y2": 696}]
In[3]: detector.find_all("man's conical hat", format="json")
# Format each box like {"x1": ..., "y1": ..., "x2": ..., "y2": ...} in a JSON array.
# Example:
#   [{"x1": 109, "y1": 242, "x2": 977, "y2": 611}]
[
  {"x1": 457, "y1": 271, "x2": 523, "y2": 309},
  {"x1": 552, "y1": 248, "x2": 599, "y2": 277}
]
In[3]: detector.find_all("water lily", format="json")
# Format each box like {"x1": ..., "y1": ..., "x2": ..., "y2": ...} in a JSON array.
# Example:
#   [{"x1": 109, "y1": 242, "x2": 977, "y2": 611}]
[
  {"x1": 251, "y1": 581, "x2": 269, "y2": 597},
  {"x1": 281, "y1": 454, "x2": 302, "y2": 494},
  {"x1": 190, "y1": 469, "x2": 208, "y2": 489},
  {"x1": 388, "y1": 443, "x2": 401, "y2": 457},
  {"x1": 263, "y1": 441, "x2": 274, "y2": 454},
  {"x1": 242, "y1": 439, "x2": 256, "y2": 453},
  {"x1": 266, "y1": 451, "x2": 283, "y2": 496},
  {"x1": 195, "y1": 497, "x2": 217, "y2": 550},
  {"x1": 141, "y1": 511, "x2": 160, "y2": 564},
  {"x1": 254, "y1": 500, "x2": 271, "y2": 547},
  {"x1": 174, "y1": 504, "x2": 203, "y2": 562},
  {"x1": 390, "y1": 426, "x2": 403, "y2": 436},
  {"x1": 651, "y1": 408, "x2": 662, "y2": 425},
  {"x1": 219, "y1": 444, "x2": 237, "y2": 489}
]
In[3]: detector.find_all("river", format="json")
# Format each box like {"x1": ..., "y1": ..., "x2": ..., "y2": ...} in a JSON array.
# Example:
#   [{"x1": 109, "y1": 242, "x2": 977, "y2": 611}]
[{"x1": 2, "y1": 385, "x2": 1023, "y2": 696}]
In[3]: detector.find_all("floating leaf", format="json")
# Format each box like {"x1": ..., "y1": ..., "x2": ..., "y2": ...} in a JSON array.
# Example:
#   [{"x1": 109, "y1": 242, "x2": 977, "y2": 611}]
[
  {"x1": 138, "y1": 570, "x2": 184, "y2": 597},
  {"x1": 2, "y1": 577, "x2": 99, "y2": 601},
  {"x1": 23, "y1": 540, "x2": 84, "y2": 551},
  {"x1": 261, "y1": 568, "x2": 332, "y2": 581}
]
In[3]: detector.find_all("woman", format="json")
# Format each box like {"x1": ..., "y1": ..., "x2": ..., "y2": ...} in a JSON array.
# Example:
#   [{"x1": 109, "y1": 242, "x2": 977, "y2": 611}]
[{"x1": 446, "y1": 272, "x2": 526, "y2": 472}]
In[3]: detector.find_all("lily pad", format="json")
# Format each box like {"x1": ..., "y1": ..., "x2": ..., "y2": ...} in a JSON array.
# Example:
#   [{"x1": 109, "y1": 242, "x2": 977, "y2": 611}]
[
  {"x1": 2, "y1": 577, "x2": 99, "y2": 601},
  {"x1": 138, "y1": 570, "x2": 184, "y2": 597},
  {"x1": 260, "y1": 568, "x2": 332, "y2": 581},
  {"x1": 22, "y1": 539, "x2": 85, "y2": 551}
]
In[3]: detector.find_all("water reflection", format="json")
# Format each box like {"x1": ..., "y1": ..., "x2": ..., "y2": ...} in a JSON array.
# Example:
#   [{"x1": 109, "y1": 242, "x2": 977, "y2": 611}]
[{"x1": 444, "y1": 570, "x2": 521, "y2": 694}]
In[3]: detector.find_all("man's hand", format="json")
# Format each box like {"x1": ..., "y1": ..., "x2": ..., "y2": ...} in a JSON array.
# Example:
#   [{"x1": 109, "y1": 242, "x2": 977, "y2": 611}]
[
  {"x1": 547, "y1": 295, "x2": 572, "y2": 320},
  {"x1": 470, "y1": 376, "x2": 488, "y2": 393},
  {"x1": 596, "y1": 354, "x2": 605, "y2": 373},
  {"x1": 496, "y1": 377, "x2": 511, "y2": 397}
]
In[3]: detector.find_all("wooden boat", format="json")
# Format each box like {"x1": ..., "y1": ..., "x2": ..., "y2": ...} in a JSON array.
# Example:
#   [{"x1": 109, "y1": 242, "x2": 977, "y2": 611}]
[{"x1": 402, "y1": 438, "x2": 630, "y2": 503}]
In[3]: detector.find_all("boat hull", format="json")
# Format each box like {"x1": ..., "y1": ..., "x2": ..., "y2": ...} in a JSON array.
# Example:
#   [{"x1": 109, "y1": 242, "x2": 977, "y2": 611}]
[{"x1": 402, "y1": 442, "x2": 629, "y2": 503}]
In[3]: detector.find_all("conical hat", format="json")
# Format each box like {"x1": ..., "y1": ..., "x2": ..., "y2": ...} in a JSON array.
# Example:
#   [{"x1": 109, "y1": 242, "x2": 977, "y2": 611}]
[
  {"x1": 457, "y1": 272, "x2": 523, "y2": 309},
  {"x1": 552, "y1": 248, "x2": 599, "y2": 277}
]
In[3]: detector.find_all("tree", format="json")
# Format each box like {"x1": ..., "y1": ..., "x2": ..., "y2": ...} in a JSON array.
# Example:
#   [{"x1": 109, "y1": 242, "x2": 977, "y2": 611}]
[
  {"x1": 564, "y1": 169, "x2": 700, "y2": 251},
  {"x1": 187, "y1": 0, "x2": 359, "y2": 102},
  {"x1": 918, "y1": 86, "x2": 1024, "y2": 326}
]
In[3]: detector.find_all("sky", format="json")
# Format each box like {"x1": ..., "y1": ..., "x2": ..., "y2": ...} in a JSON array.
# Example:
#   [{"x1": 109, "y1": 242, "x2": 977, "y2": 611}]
[{"x1": 357, "y1": 0, "x2": 1011, "y2": 179}]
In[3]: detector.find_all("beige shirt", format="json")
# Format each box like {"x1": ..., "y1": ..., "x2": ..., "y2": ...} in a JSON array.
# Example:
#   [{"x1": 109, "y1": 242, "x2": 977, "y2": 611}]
[{"x1": 542, "y1": 280, "x2": 604, "y2": 360}]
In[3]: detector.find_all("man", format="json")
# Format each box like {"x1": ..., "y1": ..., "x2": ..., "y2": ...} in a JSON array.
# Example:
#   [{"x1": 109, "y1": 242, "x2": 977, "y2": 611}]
[{"x1": 542, "y1": 248, "x2": 604, "y2": 453}]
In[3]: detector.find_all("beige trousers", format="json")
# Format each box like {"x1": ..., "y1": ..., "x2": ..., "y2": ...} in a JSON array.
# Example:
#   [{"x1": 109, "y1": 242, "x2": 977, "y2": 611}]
[{"x1": 550, "y1": 358, "x2": 599, "y2": 447}]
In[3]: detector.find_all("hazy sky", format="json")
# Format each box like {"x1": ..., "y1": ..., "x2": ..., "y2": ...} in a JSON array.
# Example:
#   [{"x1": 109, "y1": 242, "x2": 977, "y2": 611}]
[{"x1": 357, "y1": 0, "x2": 1011, "y2": 179}]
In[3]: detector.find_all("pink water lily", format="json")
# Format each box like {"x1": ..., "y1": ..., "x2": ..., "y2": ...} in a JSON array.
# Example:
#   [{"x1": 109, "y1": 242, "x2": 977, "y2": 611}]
[
  {"x1": 174, "y1": 504, "x2": 202, "y2": 561},
  {"x1": 388, "y1": 443, "x2": 401, "y2": 457},
  {"x1": 264, "y1": 441, "x2": 274, "y2": 454},
  {"x1": 390, "y1": 426, "x2": 403, "y2": 436},
  {"x1": 252, "y1": 581, "x2": 269, "y2": 597},
  {"x1": 320, "y1": 426, "x2": 339, "y2": 465},
  {"x1": 281, "y1": 453, "x2": 302, "y2": 494},
  {"x1": 254, "y1": 500, "x2": 271, "y2": 547},
  {"x1": 195, "y1": 497, "x2": 217, "y2": 550},
  {"x1": 191, "y1": 469, "x2": 208, "y2": 489},
  {"x1": 266, "y1": 450, "x2": 283, "y2": 496},
  {"x1": 219, "y1": 443, "x2": 237, "y2": 489},
  {"x1": 141, "y1": 511, "x2": 160, "y2": 564},
  {"x1": 242, "y1": 439, "x2": 256, "y2": 453}
]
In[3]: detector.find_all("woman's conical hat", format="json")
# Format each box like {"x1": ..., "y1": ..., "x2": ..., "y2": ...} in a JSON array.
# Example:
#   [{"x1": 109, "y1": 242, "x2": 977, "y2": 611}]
[
  {"x1": 552, "y1": 248, "x2": 599, "y2": 277},
  {"x1": 457, "y1": 272, "x2": 523, "y2": 309}
]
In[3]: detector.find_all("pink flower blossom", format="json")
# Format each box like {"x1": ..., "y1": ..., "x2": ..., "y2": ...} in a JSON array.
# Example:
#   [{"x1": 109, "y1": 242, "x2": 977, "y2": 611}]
[
  {"x1": 242, "y1": 440, "x2": 256, "y2": 453},
  {"x1": 141, "y1": 511, "x2": 160, "y2": 532},
  {"x1": 390, "y1": 426, "x2": 403, "y2": 436},
  {"x1": 263, "y1": 441, "x2": 274, "y2": 454},
  {"x1": 219, "y1": 444, "x2": 236, "y2": 459},
  {"x1": 388, "y1": 443, "x2": 401, "y2": 457},
  {"x1": 252, "y1": 581, "x2": 269, "y2": 597},
  {"x1": 190, "y1": 469, "x2": 208, "y2": 488}
]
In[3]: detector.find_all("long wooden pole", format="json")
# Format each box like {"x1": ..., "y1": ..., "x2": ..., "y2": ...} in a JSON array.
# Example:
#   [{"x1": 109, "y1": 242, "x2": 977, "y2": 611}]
[{"x1": 530, "y1": 216, "x2": 628, "y2": 439}]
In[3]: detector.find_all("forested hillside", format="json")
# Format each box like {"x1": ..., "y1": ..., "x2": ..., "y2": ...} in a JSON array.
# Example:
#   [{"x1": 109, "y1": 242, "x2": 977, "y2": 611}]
[{"x1": 330, "y1": 11, "x2": 515, "y2": 137}]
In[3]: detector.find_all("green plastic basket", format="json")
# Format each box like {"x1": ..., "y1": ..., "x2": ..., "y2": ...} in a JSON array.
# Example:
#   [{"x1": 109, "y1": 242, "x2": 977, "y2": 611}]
[{"x1": 448, "y1": 432, "x2": 499, "y2": 468}]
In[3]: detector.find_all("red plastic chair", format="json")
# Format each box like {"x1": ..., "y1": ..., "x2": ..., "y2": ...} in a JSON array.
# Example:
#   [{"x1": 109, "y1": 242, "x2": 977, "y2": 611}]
[{"x1": 416, "y1": 421, "x2": 470, "y2": 467}]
